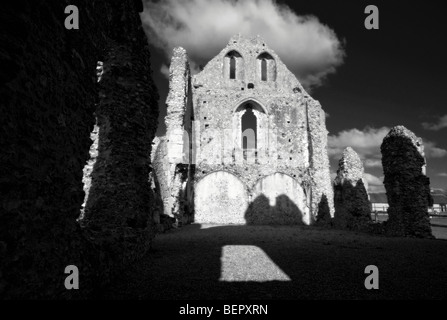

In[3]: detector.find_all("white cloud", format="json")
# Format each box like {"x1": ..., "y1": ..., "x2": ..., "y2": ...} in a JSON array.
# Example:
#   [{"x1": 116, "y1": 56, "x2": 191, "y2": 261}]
[
  {"x1": 363, "y1": 159, "x2": 382, "y2": 168},
  {"x1": 438, "y1": 173, "x2": 447, "y2": 177},
  {"x1": 363, "y1": 173, "x2": 383, "y2": 186},
  {"x1": 422, "y1": 114, "x2": 447, "y2": 131},
  {"x1": 363, "y1": 173, "x2": 385, "y2": 193},
  {"x1": 142, "y1": 0, "x2": 345, "y2": 88},
  {"x1": 328, "y1": 126, "x2": 446, "y2": 176},
  {"x1": 424, "y1": 141, "x2": 447, "y2": 158},
  {"x1": 328, "y1": 126, "x2": 389, "y2": 163}
]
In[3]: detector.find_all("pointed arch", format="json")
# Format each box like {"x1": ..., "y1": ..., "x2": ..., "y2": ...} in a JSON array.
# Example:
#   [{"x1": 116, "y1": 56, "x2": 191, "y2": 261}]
[
  {"x1": 257, "y1": 52, "x2": 276, "y2": 81},
  {"x1": 232, "y1": 99, "x2": 269, "y2": 164},
  {"x1": 224, "y1": 50, "x2": 244, "y2": 80}
]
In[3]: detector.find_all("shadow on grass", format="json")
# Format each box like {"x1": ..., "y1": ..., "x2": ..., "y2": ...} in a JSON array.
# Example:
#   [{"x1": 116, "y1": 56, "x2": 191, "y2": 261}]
[{"x1": 97, "y1": 218, "x2": 447, "y2": 300}]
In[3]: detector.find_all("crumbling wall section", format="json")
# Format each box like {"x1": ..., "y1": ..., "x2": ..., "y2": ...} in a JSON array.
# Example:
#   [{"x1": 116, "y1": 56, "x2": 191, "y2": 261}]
[
  {"x1": 306, "y1": 99, "x2": 335, "y2": 220},
  {"x1": 332, "y1": 147, "x2": 371, "y2": 229},
  {"x1": 159, "y1": 47, "x2": 192, "y2": 225},
  {"x1": 381, "y1": 126, "x2": 433, "y2": 238},
  {"x1": 0, "y1": 0, "x2": 158, "y2": 299},
  {"x1": 81, "y1": 34, "x2": 160, "y2": 264}
]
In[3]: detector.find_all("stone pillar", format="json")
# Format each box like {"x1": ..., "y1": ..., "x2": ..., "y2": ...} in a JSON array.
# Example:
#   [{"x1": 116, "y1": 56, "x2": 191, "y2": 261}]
[
  {"x1": 0, "y1": 0, "x2": 158, "y2": 298},
  {"x1": 164, "y1": 47, "x2": 191, "y2": 223},
  {"x1": 306, "y1": 99, "x2": 335, "y2": 220},
  {"x1": 381, "y1": 126, "x2": 433, "y2": 238},
  {"x1": 81, "y1": 36, "x2": 160, "y2": 279},
  {"x1": 332, "y1": 147, "x2": 371, "y2": 229}
]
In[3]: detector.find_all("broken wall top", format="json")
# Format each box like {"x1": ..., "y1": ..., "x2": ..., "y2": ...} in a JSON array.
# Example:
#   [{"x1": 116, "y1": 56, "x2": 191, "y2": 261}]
[
  {"x1": 334, "y1": 147, "x2": 365, "y2": 186},
  {"x1": 192, "y1": 34, "x2": 308, "y2": 97}
]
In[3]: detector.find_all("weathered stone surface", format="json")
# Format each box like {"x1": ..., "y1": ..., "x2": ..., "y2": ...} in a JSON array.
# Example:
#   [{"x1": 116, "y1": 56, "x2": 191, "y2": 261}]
[
  {"x1": 195, "y1": 171, "x2": 249, "y2": 224},
  {"x1": 381, "y1": 126, "x2": 433, "y2": 238},
  {"x1": 0, "y1": 0, "x2": 158, "y2": 298},
  {"x1": 306, "y1": 99, "x2": 335, "y2": 221},
  {"x1": 158, "y1": 34, "x2": 334, "y2": 225},
  {"x1": 332, "y1": 147, "x2": 371, "y2": 230},
  {"x1": 248, "y1": 173, "x2": 310, "y2": 225},
  {"x1": 334, "y1": 147, "x2": 364, "y2": 185}
]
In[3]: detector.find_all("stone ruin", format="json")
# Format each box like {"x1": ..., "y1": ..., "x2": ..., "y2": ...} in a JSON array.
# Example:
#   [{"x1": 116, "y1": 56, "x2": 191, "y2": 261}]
[
  {"x1": 153, "y1": 34, "x2": 335, "y2": 226},
  {"x1": 381, "y1": 126, "x2": 433, "y2": 238},
  {"x1": 0, "y1": 0, "x2": 159, "y2": 298},
  {"x1": 332, "y1": 147, "x2": 371, "y2": 229},
  {"x1": 1, "y1": 1, "x2": 436, "y2": 300}
]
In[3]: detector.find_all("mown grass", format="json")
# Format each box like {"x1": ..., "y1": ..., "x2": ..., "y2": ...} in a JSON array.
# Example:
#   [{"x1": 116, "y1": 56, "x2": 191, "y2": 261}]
[{"x1": 101, "y1": 223, "x2": 447, "y2": 300}]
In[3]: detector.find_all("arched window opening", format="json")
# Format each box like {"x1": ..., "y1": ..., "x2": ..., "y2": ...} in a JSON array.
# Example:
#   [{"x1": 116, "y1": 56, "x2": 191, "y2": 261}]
[
  {"x1": 230, "y1": 56, "x2": 236, "y2": 79},
  {"x1": 257, "y1": 52, "x2": 276, "y2": 81},
  {"x1": 234, "y1": 100, "x2": 266, "y2": 163},
  {"x1": 242, "y1": 106, "x2": 257, "y2": 160},
  {"x1": 261, "y1": 58, "x2": 267, "y2": 81},
  {"x1": 225, "y1": 50, "x2": 243, "y2": 80}
]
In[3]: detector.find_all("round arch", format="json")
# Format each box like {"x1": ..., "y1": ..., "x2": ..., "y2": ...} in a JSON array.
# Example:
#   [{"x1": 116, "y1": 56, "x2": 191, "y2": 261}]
[
  {"x1": 248, "y1": 172, "x2": 310, "y2": 225},
  {"x1": 232, "y1": 99, "x2": 269, "y2": 162},
  {"x1": 194, "y1": 170, "x2": 249, "y2": 224}
]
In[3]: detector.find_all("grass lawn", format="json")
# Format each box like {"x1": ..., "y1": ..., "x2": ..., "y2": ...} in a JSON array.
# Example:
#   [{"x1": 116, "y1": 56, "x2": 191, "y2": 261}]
[{"x1": 100, "y1": 222, "x2": 447, "y2": 300}]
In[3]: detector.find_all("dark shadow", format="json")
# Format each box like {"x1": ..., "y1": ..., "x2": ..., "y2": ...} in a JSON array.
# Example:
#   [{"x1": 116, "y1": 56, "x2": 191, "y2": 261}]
[
  {"x1": 381, "y1": 130, "x2": 433, "y2": 238},
  {"x1": 315, "y1": 194, "x2": 332, "y2": 227},
  {"x1": 245, "y1": 194, "x2": 304, "y2": 225},
  {"x1": 97, "y1": 219, "x2": 447, "y2": 300},
  {"x1": 94, "y1": 130, "x2": 443, "y2": 299},
  {"x1": 333, "y1": 179, "x2": 371, "y2": 231}
]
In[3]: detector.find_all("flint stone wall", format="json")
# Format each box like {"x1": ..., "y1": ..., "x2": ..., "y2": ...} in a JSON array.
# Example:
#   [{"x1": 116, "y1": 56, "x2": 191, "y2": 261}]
[
  {"x1": 0, "y1": 0, "x2": 158, "y2": 298},
  {"x1": 332, "y1": 147, "x2": 371, "y2": 230},
  {"x1": 189, "y1": 35, "x2": 334, "y2": 224},
  {"x1": 381, "y1": 126, "x2": 433, "y2": 238}
]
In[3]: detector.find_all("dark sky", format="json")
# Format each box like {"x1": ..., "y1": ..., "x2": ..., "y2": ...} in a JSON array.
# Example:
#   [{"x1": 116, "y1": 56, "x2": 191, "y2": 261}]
[{"x1": 145, "y1": 0, "x2": 446, "y2": 191}]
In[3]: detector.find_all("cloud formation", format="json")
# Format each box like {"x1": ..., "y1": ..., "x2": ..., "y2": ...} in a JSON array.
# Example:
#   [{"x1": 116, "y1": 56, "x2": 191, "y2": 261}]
[
  {"x1": 142, "y1": 0, "x2": 345, "y2": 88},
  {"x1": 422, "y1": 114, "x2": 447, "y2": 131},
  {"x1": 363, "y1": 173, "x2": 385, "y2": 193},
  {"x1": 328, "y1": 126, "x2": 447, "y2": 166},
  {"x1": 424, "y1": 141, "x2": 447, "y2": 158},
  {"x1": 328, "y1": 127, "x2": 389, "y2": 168}
]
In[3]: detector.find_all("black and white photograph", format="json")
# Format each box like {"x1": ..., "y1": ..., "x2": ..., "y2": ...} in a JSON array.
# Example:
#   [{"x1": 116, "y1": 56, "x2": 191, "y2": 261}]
[{"x1": 1, "y1": 0, "x2": 447, "y2": 311}]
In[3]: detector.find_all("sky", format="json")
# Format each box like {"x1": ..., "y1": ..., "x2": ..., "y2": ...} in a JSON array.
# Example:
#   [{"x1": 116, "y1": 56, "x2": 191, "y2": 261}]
[{"x1": 141, "y1": 0, "x2": 447, "y2": 193}]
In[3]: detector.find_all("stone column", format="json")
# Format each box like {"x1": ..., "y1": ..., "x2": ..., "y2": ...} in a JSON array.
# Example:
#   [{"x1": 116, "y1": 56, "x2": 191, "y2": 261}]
[
  {"x1": 381, "y1": 126, "x2": 433, "y2": 238},
  {"x1": 306, "y1": 99, "x2": 335, "y2": 220},
  {"x1": 332, "y1": 147, "x2": 371, "y2": 229},
  {"x1": 164, "y1": 47, "x2": 191, "y2": 224}
]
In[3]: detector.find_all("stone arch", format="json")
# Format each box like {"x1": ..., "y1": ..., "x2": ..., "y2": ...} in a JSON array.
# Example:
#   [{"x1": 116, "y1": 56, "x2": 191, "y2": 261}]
[
  {"x1": 257, "y1": 52, "x2": 276, "y2": 81},
  {"x1": 232, "y1": 99, "x2": 268, "y2": 163},
  {"x1": 223, "y1": 50, "x2": 244, "y2": 80},
  {"x1": 194, "y1": 171, "x2": 249, "y2": 224},
  {"x1": 247, "y1": 173, "x2": 310, "y2": 225}
]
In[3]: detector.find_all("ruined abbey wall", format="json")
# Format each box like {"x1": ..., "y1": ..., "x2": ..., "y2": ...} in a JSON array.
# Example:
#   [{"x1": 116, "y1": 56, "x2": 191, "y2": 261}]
[
  {"x1": 157, "y1": 34, "x2": 334, "y2": 225},
  {"x1": 0, "y1": 0, "x2": 159, "y2": 298},
  {"x1": 381, "y1": 126, "x2": 433, "y2": 238}
]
